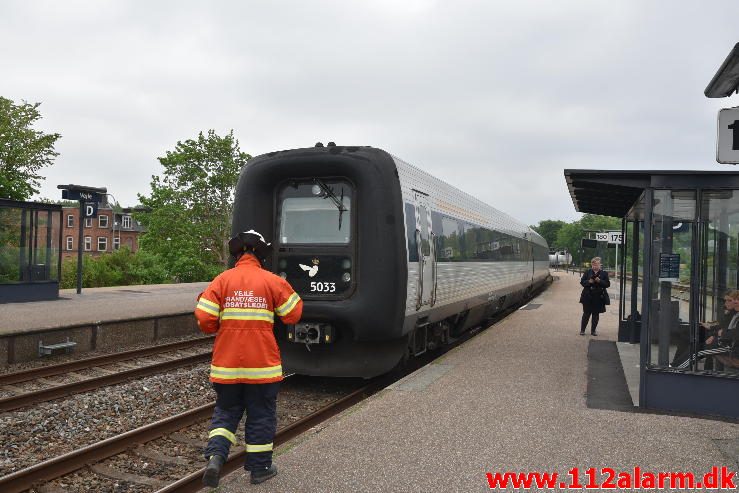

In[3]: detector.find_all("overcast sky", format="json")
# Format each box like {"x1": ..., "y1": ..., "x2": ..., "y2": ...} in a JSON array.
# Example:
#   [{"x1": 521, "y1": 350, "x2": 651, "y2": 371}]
[{"x1": 2, "y1": 0, "x2": 739, "y2": 225}]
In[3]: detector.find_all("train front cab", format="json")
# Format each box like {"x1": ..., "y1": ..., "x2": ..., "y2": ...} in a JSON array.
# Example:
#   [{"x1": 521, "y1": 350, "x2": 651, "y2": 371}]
[{"x1": 231, "y1": 146, "x2": 408, "y2": 378}]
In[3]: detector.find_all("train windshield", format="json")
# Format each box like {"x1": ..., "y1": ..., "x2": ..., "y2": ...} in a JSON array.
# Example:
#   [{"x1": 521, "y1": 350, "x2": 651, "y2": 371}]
[{"x1": 278, "y1": 180, "x2": 352, "y2": 244}]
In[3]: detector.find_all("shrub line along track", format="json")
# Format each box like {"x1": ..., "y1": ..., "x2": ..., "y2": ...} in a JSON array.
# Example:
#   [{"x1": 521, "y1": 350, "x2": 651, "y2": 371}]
[{"x1": 0, "y1": 337, "x2": 214, "y2": 412}]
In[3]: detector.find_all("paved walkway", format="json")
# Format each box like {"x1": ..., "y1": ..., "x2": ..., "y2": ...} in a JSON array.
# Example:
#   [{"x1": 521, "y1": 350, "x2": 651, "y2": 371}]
[
  {"x1": 217, "y1": 272, "x2": 739, "y2": 492},
  {"x1": 0, "y1": 283, "x2": 208, "y2": 335}
]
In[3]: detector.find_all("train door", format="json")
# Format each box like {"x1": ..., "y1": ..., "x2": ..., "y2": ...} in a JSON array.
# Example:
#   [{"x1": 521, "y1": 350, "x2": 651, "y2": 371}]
[
  {"x1": 530, "y1": 242, "x2": 535, "y2": 283},
  {"x1": 414, "y1": 191, "x2": 436, "y2": 309}
]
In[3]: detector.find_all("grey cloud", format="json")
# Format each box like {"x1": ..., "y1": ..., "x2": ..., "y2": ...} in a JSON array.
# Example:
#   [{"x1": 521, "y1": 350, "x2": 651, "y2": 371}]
[{"x1": 1, "y1": 0, "x2": 738, "y2": 225}]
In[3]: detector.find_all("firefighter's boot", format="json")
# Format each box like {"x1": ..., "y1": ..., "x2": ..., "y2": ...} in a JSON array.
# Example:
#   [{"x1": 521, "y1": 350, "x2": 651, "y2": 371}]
[
  {"x1": 250, "y1": 464, "x2": 278, "y2": 484},
  {"x1": 202, "y1": 454, "x2": 226, "y2": 488}
]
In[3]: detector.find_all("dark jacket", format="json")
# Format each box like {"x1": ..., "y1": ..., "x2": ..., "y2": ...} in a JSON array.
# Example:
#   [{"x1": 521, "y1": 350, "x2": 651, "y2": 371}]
[{"x1": 579, "y1": 268, "x2": 611, "y2": 313}]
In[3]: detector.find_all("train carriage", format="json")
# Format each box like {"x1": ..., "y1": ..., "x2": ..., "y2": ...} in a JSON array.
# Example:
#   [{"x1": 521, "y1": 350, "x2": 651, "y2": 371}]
[{"x1": 231, "y1": 144, "x2": 549, "y2": 378}]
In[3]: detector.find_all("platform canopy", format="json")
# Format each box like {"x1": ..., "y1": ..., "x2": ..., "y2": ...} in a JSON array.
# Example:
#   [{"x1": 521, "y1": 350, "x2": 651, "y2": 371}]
[
  {"x1": 705, "y1": 42, "x2": 739, "y2": 98},
  {"x1": 564, "y1": 169, "x2": 739, "y2": 218},
  {"x1": 564, "y1": 170, "x2": 650, "y2": 217}
]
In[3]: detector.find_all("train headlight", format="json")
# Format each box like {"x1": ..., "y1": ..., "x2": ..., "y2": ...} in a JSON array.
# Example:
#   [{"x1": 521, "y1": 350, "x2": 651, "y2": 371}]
[
  {"x1": 341, "y1": 259, "x2": 351, "y2": 269},
  {"x1": 311, "y1": 184, "x2": 322, "y2": 196},
  {"x1": 342, "y1": 272, "x2": 351, "y2": 283},
  {"x1": 279, "y1": 272, "x2": 287, "y2": 279},
  {"x1": 278, "y1": 259, "x2": 287, "y2": 269}
]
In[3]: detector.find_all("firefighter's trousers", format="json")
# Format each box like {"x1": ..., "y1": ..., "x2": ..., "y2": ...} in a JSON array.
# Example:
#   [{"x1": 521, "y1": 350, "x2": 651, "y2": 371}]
[{"x1": 204, "y1": 382, "x2": 280, "y2": 471}]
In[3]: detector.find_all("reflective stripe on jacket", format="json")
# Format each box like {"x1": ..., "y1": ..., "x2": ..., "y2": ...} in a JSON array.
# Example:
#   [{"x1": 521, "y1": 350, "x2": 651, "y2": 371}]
[{"x1": 194, "y1": 254, "x2": 303, "y2": 384}]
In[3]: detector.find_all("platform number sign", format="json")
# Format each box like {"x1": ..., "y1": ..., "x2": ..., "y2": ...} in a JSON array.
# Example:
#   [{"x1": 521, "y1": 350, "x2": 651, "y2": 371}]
[
  {"x1": 717, "y1": 107, "x2": 739, "y2": 164},
  {"x1": 84, "y1": 201, "x2": 98, "y2": 218}
]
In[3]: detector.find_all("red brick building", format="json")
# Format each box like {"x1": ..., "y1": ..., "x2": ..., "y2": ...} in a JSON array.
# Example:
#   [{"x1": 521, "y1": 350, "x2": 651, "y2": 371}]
[{"x1": 61, "y1": 206, "x2": 145, "y2": 259}]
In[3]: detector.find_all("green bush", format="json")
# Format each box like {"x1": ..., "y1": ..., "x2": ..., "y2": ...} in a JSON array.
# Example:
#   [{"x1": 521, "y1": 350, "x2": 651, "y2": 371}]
[
  {"x1": 60, "y1": 248, "x2": 175, "y2": 288},
  {"x1": 0, "y1": 244, "x2": 20, "y2": 283}
]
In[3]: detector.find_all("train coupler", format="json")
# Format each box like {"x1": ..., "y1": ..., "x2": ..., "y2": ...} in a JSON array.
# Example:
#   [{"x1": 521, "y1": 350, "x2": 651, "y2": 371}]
[{"x1": 287, "y1": 322, "x2": 335, "y2": 346}]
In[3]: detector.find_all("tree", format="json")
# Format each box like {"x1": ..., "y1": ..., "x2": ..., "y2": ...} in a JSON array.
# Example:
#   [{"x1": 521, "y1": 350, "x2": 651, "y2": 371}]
[
  {"x1": 137, "y1": 130, "x2": 251, "y2": 282},
  {"x1": 531, "y1": 219, "x2": 566, "y2": 249},
  {"x1": 0, "y1": 97, "x2": 61, "y2": 200}
]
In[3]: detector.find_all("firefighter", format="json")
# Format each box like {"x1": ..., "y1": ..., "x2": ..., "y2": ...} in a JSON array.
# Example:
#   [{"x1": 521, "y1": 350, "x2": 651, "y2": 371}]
[{"x1": 195, "y1": 229, "x2": 303, "y2": 487}]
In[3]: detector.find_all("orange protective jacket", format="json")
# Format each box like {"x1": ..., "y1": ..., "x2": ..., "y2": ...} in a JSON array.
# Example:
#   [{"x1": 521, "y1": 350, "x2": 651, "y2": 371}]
[{"x1": 194, "y1": 254, "x2": 303, "y2": 384}]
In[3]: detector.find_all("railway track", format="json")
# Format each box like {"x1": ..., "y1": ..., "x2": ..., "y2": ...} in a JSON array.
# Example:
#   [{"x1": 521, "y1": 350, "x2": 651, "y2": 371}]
[
  {"x1": 0, "y1": 287, "x2": 546, "y2": 492},
  {"x1": 0, "y1": 376, "x2": 378, "y2": 493},
  {"x1": 0, "y1": 337, "x2": 214, "y2": 411}
]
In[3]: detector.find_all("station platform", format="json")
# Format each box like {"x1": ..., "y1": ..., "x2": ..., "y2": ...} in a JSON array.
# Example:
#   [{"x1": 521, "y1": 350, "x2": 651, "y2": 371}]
[
  {"x1": 218, "y1": 272, "x2": 739, "y2": 492},
  {"x1": 0, "y1": 283, "x2": 207, "y2": 364}
]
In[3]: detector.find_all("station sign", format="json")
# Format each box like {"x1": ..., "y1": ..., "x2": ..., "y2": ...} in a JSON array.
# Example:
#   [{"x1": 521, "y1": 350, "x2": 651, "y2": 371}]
[
  {"x1": 593, "y1": 231, "x2": 623, "y2": 244},
  {"x1": 608, "y1": 231, "x2": 623, "y2": 244},
  {"x1": 84, "y1": 202, "x2": 98, "y2": 218},
  {"x1": 62, "y1": 189, "x2": 104, "y2": 203},
  {"x1": 716, "y1": 107, "x2": 739, "y2": 164}
]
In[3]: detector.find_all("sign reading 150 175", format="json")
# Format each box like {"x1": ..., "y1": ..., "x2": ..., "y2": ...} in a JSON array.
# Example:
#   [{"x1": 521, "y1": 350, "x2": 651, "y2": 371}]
[{"x1": 717, "y1": 108, "x2": 739, "y2": 164}]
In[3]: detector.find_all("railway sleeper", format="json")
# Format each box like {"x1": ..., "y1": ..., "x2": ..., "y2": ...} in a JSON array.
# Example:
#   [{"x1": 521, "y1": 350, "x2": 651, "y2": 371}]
[
  {"x1": 134, "y1": 447, "x2": 193, "y2": 466},
  {"x1": 89, "y1": 464, "x2": 168, "y2": 488},
  {"x1": 169, "y1": 432, "x2": 207, "y2": 449}
]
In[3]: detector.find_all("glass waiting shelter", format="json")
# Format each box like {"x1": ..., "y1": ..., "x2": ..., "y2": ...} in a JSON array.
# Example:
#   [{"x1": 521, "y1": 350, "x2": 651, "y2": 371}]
[
  {"x1": 565, "y1": 170, "x2": 739, "y2": 419},
  {"x1": 0, "y1": 199, "x2": 62, "y2": 303}
]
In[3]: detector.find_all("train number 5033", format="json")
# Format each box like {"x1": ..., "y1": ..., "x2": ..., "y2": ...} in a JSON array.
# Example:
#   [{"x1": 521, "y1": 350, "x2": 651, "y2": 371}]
[{"x1": 310, "y1": 281, "x2": 336, "y2": 293}]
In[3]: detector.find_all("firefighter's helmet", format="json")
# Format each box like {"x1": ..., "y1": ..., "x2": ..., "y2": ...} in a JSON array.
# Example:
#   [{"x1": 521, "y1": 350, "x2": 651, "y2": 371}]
[{"x1": 228, "y1": 230, "x2": 272, "y2": 261}]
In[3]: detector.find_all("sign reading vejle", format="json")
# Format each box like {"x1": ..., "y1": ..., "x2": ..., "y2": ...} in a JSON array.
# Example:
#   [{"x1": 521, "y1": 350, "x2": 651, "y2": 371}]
[{"x1": 62, "y1": 189, "x2": 104, "y2": 202}]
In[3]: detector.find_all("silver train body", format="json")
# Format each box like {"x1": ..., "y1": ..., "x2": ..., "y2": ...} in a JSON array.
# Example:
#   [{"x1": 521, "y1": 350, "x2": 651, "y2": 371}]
[{"x1": 232, "y1": 146, "x2": 550, "y2": 377}]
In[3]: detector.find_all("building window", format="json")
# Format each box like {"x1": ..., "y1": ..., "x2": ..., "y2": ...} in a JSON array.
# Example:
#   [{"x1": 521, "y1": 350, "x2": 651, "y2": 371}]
[
  {"x1": 122, "y1": 215, "x2": 132, "y2": 229},
  {"x1": 99, "y1": 215, "x2": 109, "y2": 228},
  {"x1": 98, "y1": 237, "x2": 107, "y2": 251},
  {"x1": 85, "y1": 218, "x2": 92, "y2": 228},
  {"x1": 66, "y1": 236, "x2": 73, "y2": 251},
  {"x1": 67, "y1": 214, "x2": 74, "y2": 228},
  {"x1": 113, "y1": 237, "x2": 120, "y2": 250},
  {"x1": 84, "y1": 236, "x2": 92, "y2": 251}
]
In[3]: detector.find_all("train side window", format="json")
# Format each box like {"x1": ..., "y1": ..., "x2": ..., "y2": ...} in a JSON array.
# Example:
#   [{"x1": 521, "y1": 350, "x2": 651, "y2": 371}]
[
  {"x1": 462, "y1": 222, "x2": 478, "y2": 259},
  {"x1": 404, "y1": 203, "x2": 419, "y2": 262},
  {"x1": 439, "y1": 214, "x2": 460, "y2": 261}
]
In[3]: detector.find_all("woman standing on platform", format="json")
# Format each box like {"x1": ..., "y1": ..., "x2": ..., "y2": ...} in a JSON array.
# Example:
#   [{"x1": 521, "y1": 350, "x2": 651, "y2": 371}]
[{"x1": 579, "y1": 257, "x2": 610, "y2": 336}]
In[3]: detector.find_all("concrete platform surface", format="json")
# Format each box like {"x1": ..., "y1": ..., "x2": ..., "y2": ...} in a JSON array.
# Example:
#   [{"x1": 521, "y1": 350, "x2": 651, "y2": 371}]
[
  {"x1": 0, "y1": 282, "x2": 208, "y2": 335},
  {"x1": 217, "y1": 272, "x2": 739, "y2": 492}
]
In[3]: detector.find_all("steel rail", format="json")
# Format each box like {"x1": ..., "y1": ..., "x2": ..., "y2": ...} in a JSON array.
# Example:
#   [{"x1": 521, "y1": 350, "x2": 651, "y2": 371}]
[
  {"x1": 0, "y1": 403, "x2": 215, "y2": 493},
  {"x1": 0, "y1": 352, "x2": 212, "y2": 412},
  {"x1": 153, "y1": 379, "x2": 387, "y2": 493},
  {"x1": 0, "y1": 336, "x2": 214, "y2": 386}
]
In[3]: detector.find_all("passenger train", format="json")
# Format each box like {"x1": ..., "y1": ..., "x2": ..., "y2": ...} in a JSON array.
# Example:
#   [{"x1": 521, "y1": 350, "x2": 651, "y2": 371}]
[
  {"x1": 549, "y1": 250, "x2": 572, "y2": 267},
  {"x1": 231, "y1": 144, "x2": 550, "y2": 377}
]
